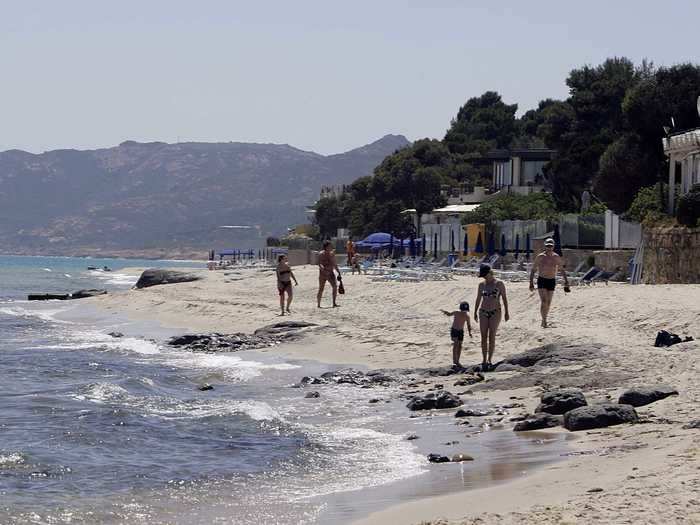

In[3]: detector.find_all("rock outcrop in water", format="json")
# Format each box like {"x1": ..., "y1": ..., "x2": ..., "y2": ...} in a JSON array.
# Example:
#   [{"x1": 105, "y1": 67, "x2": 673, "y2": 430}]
[{"x1": 27, "y1": 289, "x2": 107, "y2": 301}]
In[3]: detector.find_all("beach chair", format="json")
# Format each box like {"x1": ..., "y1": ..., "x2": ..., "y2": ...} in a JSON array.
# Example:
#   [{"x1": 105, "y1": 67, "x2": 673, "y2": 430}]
[{"x1": 571, "y1": 267, "x2": 602, "y2": 286}]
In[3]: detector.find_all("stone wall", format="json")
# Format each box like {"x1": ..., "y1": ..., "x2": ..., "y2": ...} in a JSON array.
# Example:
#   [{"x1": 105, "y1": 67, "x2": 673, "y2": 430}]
[{"x1": 643, "y1": 226, "x2": 700, "y2": 284}]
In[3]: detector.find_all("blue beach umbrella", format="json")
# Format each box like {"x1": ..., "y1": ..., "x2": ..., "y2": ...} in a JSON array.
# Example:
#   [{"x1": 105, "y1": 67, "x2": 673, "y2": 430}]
[
  {"x1": 433, "y1": 233, "x2": 438, "y2": 256},
  {"x1": 500, "y1": 233, "x2": 507, "y2": 257},
  {"x1": 463, "y1": 232, "x2": 468, "y2": 256},
  {"x1": 450, "y1": 229, "x2": 455, "y2": 253},
  {"x1": 514, "y1": 234, "x2": 520, "y2": 259},
  {"x1": 525, "y1": 233, "x2": 531, "y2": 261},
  {"x1": 487, "y1": 231, "x2": 496, "y2": 256},
  {"x1": 422, "y1": 233, "x2": 427, "y2": 257},
  {"x1": 474, "y1": 232, "x2": 484, "y2": 254}
]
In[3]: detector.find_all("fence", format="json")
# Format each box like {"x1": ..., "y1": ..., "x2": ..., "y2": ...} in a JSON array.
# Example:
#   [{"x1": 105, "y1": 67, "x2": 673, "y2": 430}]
[
  {"x1": 605, "y1": 210, "x2": 642, "y2": 249},
  {"x1": 493, "y1": 219, "x2": 548, "y2": 251}
]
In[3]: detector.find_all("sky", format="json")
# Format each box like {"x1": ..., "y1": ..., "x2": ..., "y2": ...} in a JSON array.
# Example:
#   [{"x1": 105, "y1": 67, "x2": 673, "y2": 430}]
[{"x1": 1, "y1": 0, "x2": 698, "y2": 155}]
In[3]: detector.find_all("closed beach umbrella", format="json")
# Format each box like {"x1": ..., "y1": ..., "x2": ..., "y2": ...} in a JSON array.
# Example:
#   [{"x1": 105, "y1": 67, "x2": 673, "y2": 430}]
[
  {"x1": 463, "y1": 232, "x2": 468, "y2": 256},
  {"x1": 553, "y1": 224, "x2": 563, "y2": 256},
  {"x1": 474, "y1": 232, "x2": 484, "y2": 254},
  {"x1": 433, "y1": 232, "x2": 438, "y2": 256},
  {"x1": 500, "y1": 233, "x2": 507, "y2": 257},
  {"x1": 389, "y1": 233, "x2": 394, "y2": 258},
  {"x1": 514, "y1": 234, "x2": 520, "y2": 259},
  {"x1": 422, "y1": 233, "x2": 427, "y2": 257},
  {"x1": 525, "y1": 233, "x2": 531, "y2": 260},
  {"x1": 487, "y1": 231, "x2": 496, "y2": 256},
  {"x1": 450, "y1": 229, "x2": 455, "y2": 253}
]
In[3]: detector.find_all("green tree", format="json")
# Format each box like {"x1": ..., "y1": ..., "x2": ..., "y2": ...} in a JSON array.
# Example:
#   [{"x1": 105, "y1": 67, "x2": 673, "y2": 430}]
[
  {"x1": 594, "y1": 134, "x2": 657, "y2": 212},
  {"x1": 460, "y1": 192, "x2": 558, "y2": 225},
  {"x1": 444, "y1": 91, "x2": 518, "y2": 155}
]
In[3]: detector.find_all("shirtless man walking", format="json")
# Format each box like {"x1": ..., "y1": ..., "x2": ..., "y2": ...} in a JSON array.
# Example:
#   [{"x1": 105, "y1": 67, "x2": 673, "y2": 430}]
[
  {"x1": 317, "y1": 240, "x2": 341, "y2": 308},
  {"x1": 529, "y1": 237, "x2": 570, "y2": 328}
]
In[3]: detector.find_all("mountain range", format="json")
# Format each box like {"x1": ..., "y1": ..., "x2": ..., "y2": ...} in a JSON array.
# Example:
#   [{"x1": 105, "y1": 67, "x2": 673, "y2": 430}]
[{"x1": 0, "y1": 134, "x2": 409, "y2": 258}]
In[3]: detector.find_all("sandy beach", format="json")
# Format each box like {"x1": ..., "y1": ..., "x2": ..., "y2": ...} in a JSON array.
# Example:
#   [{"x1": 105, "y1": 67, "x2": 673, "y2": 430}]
[{"x1": 91, "y1": 265, "x2": 700, "y2": 524}]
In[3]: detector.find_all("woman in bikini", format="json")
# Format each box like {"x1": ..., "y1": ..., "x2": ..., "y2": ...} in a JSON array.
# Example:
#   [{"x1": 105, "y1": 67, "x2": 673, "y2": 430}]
[
  {"x1": 473, "y1": 264, "x2": 509, "y2": 371},
  {"x1": 276, "y1": 254, "x2": 298, "y2": 316}
]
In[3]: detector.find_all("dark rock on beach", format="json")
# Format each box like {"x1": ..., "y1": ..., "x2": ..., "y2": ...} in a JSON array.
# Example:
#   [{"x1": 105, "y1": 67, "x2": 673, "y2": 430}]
[
  {"x1": 134, "y1": 269, "x2": 201, "y2": 289},
  {"x1": 427, "y1": 454, "x2": 450, "y2": 463},
  {"x1": 618, "y1": 385, "x2": 679, "y2": 407},
  {"x1": 253, "y1": 321, "x2": 317, "y2": 339},
  {"x1": 407, "y1": 391, "x2": 463, "y2": 411},
  {"x1": 563, "y1": 404, "x2": 639, "y2": 431},
  {"x1": 108, "y1": 331, "x2": 124, "y2": 338},
  {"x1": 71, "y1": 289, "x2": 108, "y2": 299},
  {"x1": 198, "y1": 384, "x2": 214, "y2": 391},
  {"x1": 451, "y1": 453, "x2": 474, "y2": 462},
  {"x1": 300, "y1": 368, "x2": 395, "y2": 388},
  {"x1": 536, "y1": 388, "x2": 588, "y2": 415},
  {"x1": 453, "y1": 373, "x2": 485, "y2": 386},
  {"x1": 304, "y1": 391, "x2": 320, "y2": 399},
  {"x1": 502, "y1": 343, "x2": 603, "y2": 368},
  {"x1": 455, "y1": 408, "x2": 491, "y2": 418},
  {"x1": 682, "y1": 420, "x2": 700, "y2": 429},
  {"x1": 513, "y1": 413, "x2": 563, "y2": 431}
]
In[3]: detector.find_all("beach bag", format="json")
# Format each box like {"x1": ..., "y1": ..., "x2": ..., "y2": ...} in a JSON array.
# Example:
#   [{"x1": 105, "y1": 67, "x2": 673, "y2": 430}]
[
  {"x1": 338, "y1": 277, "x2": 345, "y2": 295},
  {"x1": 654, "y1": 330, "x2": 682, "y2": 347}
]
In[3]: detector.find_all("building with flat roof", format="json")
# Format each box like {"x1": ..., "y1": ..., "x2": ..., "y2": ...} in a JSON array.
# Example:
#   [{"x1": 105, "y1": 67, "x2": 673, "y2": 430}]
[{"x1": 487, "y1": 148, "x2": 555, "y2": 195}]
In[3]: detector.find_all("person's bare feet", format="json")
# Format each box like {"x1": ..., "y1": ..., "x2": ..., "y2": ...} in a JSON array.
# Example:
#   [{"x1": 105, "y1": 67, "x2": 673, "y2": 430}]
[
  {"x1": 286, "y1": 308, "x2": 291, "y2": 314},
  {"x1": 332, "y1": 303, "x2": 340, "y2": 308}
]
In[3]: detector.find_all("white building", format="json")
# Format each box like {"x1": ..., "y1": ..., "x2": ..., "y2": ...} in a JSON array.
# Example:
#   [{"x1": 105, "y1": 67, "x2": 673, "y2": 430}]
[{"x1": 663, "y1": 126, "x2": 700, "y2": 212}]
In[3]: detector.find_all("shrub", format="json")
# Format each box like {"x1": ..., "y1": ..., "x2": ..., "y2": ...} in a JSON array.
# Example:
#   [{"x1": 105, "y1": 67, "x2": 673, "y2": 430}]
[
  {"x1": 625, "y1": 185, "x2": 665, "y2": 223},
  {"x1": 676, "y1": 185, "x2": 700, "y2": 227}
]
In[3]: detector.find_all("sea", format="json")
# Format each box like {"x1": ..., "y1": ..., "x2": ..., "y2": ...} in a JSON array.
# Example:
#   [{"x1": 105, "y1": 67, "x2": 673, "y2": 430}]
[{"x1": 0, "y1": 255, "x2": 572, "y2": 524}]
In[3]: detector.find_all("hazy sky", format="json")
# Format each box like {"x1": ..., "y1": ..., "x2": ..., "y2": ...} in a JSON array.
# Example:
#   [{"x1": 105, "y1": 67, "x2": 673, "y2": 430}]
[{"x1": 2, "y1": 1, "x2": 698, "y2": 155}]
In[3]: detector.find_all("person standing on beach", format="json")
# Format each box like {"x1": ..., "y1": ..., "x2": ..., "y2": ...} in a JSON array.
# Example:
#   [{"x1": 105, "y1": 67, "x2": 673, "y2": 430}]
[
  {"x1": 474, "y1": 264, "x2": 509, "y2": 371},
  {"x1": 346, "y1": 238, "x2": 355, "y2": 266},
  {"x1": 276, "y1": 254, "x2": 298, "y2": 315},
  {"x1": 441, "y1": 302, "x2": 472, "y2": 369},
  {"x1": 529, "y1": 237, "x2": 570, "y2": 328},
  {"x1": 317, "y1": 240, "x2": 341, "y2": 308}
]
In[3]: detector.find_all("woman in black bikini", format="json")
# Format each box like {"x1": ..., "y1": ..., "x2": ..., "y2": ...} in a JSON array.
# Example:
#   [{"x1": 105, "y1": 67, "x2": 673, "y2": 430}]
[
  {"x1": 276, "y1": 255, "x2": 298, "y2": 316},
  {"x1": 473, "y1": 264, "x2": 509, "y2": 371}
]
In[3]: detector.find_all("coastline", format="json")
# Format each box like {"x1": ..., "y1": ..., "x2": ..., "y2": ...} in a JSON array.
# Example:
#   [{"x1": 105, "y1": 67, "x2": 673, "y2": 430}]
[{"x1": 88, "y1": 265, "x2": 700, "y2": 524}]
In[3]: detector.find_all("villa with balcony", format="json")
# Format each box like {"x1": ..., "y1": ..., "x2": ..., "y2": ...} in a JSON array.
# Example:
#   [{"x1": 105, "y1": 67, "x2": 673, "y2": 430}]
[{"x1": 663, "y1": 126, "x2": 700, "y2": 212}]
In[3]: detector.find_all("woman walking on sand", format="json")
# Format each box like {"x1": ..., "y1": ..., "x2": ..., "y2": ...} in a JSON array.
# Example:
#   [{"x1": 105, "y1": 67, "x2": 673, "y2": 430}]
[
  {"x1": 276, "y1": 254, "x2": 298, "y2": 315},
  {"x1": 474, "y1": 264, "x2": 509, "y2": 371}
]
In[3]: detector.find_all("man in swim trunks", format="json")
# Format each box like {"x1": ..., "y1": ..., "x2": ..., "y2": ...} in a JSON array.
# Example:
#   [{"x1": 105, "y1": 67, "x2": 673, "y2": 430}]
[
  {"x1": 317, "y1": 240, "x2": 341, "y2": 308},
  {"x1": 529, "y1": 237, "x2": 570, "y2": 328}
]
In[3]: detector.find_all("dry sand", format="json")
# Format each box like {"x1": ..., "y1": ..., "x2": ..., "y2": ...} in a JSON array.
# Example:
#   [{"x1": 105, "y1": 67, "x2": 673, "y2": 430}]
[{"x1": 92, "y1": 265, "x2": 700, "y2": 525}]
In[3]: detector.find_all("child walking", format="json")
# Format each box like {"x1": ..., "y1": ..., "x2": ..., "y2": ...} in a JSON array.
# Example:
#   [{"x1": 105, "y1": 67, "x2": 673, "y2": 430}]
[{"x1": 441, "y1": 301, "x2": 472, "y2": 368}]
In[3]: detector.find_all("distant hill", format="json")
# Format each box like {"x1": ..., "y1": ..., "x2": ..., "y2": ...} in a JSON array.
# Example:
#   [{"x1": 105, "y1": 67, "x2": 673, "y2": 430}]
[{"x1": 0, "y1": 134, "x2": 409, "y2": 258}]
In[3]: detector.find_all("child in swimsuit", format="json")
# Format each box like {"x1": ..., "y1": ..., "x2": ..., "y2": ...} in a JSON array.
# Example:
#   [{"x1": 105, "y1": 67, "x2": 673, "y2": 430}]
[{"x1": 441, "y1": 301, "x2": 473, "y2": 369}]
